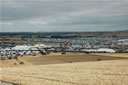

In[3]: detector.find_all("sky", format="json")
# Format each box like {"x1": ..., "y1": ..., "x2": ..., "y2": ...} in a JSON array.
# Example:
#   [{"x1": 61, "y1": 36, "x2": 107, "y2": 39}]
[{"x1": 0, "y1": 0, "x2": 128, "y2": 32}]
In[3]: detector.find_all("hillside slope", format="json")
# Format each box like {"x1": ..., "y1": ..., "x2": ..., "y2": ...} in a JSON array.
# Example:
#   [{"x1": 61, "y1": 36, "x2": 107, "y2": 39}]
[{"x1": 1, "y1": 59, "x2": 128, "y2": 85}]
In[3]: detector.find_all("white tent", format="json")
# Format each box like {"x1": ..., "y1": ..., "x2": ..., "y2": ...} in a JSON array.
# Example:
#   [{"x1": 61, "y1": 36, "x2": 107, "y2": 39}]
[
  {"x1": 34, "y1": 44, "x2": 47, "y2": 48},
  {"x1": 12, "y1": 45, "x2": 31, "y2": 50},
  {"x1": 4, "y1": 48, "x2": 11, "y2": 51},
  {"x1": 97, "y1": 48, "x2": 115, "y2": 53},
  {"x1": 81, "y1": 49, "x2": 97, "y2": 52}
]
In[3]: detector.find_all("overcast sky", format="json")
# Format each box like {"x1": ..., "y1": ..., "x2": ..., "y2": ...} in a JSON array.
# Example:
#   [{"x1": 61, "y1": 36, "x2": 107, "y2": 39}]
[{"x1": 0, "y1": 0, "x2": 128, "y2": 32}]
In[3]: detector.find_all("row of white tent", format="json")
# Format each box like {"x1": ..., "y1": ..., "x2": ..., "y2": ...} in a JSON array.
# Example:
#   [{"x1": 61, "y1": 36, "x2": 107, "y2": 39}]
[
  {"x1": 118, "y1": 39, "x2": 128, "y2": 45},
  {"x1": 0, "y1": 44, "x2": 47, "y2": 58},
  {"x1": 4, "y1": 45, "x2": 116, "y2": 53},
  {"x1": 0, "y1": 44, "x2": 118, "y2": 58},
  {"x1": 12, "y1": 44, "x2": 47, "y2": 50}
]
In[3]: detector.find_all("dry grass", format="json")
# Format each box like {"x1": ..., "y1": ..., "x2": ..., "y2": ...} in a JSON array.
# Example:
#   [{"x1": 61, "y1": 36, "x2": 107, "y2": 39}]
[
  {"x1": 0, "y1": 53, "x2": 128, "y2": 85},
  {"x1": 18, "y1": 53, "x2": 128, "y2": 65},
  {"x1": 0, "y1": 57, "x2": 32, "y2": 67}
]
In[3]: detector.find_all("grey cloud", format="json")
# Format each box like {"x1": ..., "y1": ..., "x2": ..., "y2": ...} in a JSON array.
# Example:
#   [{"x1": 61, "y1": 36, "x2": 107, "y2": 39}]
[{"x1": 0, "y1": 0, "x2": 128, "y2": 32}]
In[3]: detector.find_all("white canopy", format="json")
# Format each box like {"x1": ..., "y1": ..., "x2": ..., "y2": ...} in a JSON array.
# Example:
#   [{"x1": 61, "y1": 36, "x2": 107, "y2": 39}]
[
  {"x1": 97, "y1": 48, "x2": 115, "y2": 53},
  {"x1": 34, "y1": 44, "x2": 47, "y2": 48},
  {"x1": 12, "y1": 45, "x2": 31, "y2": 50}
]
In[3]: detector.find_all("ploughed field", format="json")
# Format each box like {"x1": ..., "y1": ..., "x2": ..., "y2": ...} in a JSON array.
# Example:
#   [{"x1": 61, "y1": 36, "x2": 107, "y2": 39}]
[{"x1": 0, "y1": 53, "x2": 128, "y2": 85}]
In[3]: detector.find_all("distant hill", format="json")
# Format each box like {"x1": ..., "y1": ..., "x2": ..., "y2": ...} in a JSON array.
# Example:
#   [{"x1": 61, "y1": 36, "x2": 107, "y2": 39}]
[
  {"x1": 0, "y1": 30, "x2": 128, "y2": 38},
  {"x1": 0, "y1": 30, "x2": 128, "y2": 35}
]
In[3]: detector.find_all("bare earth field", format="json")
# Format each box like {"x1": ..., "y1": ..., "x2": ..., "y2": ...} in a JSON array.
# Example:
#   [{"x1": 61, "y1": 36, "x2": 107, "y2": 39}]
[{"x1": 0, "y1": 53, "x2": 128, "y2": 85}]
